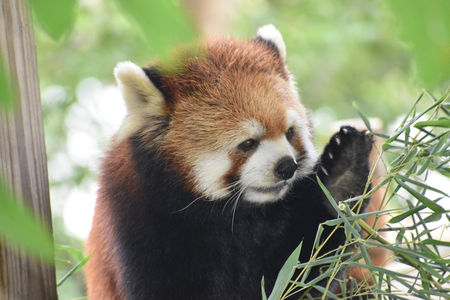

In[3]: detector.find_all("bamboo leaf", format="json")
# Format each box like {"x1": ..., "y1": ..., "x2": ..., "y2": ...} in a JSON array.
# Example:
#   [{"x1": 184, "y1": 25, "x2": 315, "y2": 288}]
[
  {"x1": 0, "y1": 181, "x2": 54, "y2": 262},
  {"x1": 324, "y1": 209, "x2": 390, "y2": 226},
  {"x1": 419, "y1": 267, "x2": 431, "y2": 291},
  {"x1": 385, "y1": 92, "x2": 448, "y2": 144},
  {"x1": 422, "y1": 239, "x2": 450, "y2": 247},
  {"x1": 422, "y1": 213, "x2": 442, "y2": 223},
  {"x1": 395, "y1": 178, "x2": 446, "y2": 213},
  {"x1": 390, "y1": 148, "x2": 418, "y2": 170},
  {"x1": 395, "y1": 174, "x2": 449, "y2": 197},
  {"x1": 55, "y1": 244, "x2": 85, "y2": 262},
  {"x1": 429, "y1": 132, "x2": 450, "y2": 157},
  {"x1": 261, "y1": 277, "x2": 267, "y2": 300},
  {"x1": 31, "y1": 0, "x2": 77, "y2": 41},
  {"x1": 267, "y1": 242, "x2": 302, "y2": 300},
  {"x1": 113, "y1": 0, "x2": 196, "y2": 59},
  {"x1": 352, "y1": 101, "x2": 372, "y2": 132},
  {"x1": 365, "y1": 240, "x2": 440, "y2": 262},
  {"x1": 414, "y1": 118, "x2": 450, "y2": 129},
  {"x1": 57, "y1": 252, "x2": 92, "y2": 286},
  {"x1": 316, "y1": 177, "x2": 361, "y2": 238}
]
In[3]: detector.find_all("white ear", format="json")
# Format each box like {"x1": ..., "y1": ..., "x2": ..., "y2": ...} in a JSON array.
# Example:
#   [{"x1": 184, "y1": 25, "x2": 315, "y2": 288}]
[
  {"x1": 114, "y1": 61, "x2": 165, "y2": 116},
  {"x1": 256, "y1": 24, "x2": 286, "y2": 61},
  {"x1": 114, "y1": 61, "x2": 165, "y2": 141}
]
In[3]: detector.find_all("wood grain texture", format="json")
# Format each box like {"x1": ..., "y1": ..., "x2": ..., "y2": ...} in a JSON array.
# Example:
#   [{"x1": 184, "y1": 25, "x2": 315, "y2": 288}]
[{"x1": 0, "y1": 0, "x2": 57, "y2": 299}]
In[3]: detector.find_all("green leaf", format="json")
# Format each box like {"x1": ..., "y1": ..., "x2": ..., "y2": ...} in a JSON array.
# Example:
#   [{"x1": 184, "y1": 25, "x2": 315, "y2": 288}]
[
  {"x1": 418, "y1": 268, "x2": 431, "y2": 291},
  {"x1": 395, "y1": 178, "x2": 446, "y2": 213},
  {"x1": 387, "y1": 0, "x2": 450, "y2": 87},
  {"x1": 426, "y1": 132, "x2": 450, "y2": 162},
  {"x1": 390, "y1": 148, "x2": 418, "y2": 170},
  {"x1": 31, "y1": 0, "x2": 78, "y2": 41},
  {"x1": 0, "y1": 180, "x2": 54, "y2": 262},
  {"x1": 261, "y1": 277, "x2": 267, "y2": 300},
  {"x1": 267, "y1": 242, "x2": 302, "y2": 300},
  {"x1": 352, "y1": 101, "x2": 372, "y2": 133},
  {"x1": 324, "y1": 209, "x2": 390, "y2": 226},
  {"x1": 414, "y1": 118, "x2": 450, "y2": 129},
  {"x1": 57, "y1": 252, "x2": 92, "y2": 286},
  {"x1": 55, "y1": 244, "x2": 85, "y2": 261},
  {"x1": 358, "y1": 243, "x2": 371, "y2": 265},
  {"x1": 113, "y1": 0, "x2": 196, "y2": 59},
  {"x1": 316, "y1": 177, "x2": 361, "y2": 239},
  {"x1": 395, "y1": 174, "x2": 449, "y2": 197},
  {"x1": 310, "y1": 285, "x2": 339, "y2": 299},
  {"x1": 422, "y1": 213, "x2": 442, "y2": 223},
  {"x1": 365, "y1": 240, "x2": 440, "y2": 262},
  {"x1": 388, "y1": 205, "x2": 425, "y2": 223},
  {"x1": 385, "y1": 91, "x2": 448, "y2": 144},
  {"x1": 422, "y1": 238, "x2": 450, "y2": 247}
]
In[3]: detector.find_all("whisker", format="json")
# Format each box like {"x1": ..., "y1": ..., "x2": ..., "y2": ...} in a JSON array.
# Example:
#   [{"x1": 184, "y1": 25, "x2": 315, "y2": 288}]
[
  {"x1": 172, "y1": 196, "x2": 203, "y2": 213},
  {"x1": 230, "y1": 182, "x2": 249, "y2": 232}
]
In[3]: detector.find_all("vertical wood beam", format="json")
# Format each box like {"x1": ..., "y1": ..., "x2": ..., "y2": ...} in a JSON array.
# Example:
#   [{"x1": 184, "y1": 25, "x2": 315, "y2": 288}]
[{"x1": 0, "y1": 0, "x2": 57, "y2": 299}]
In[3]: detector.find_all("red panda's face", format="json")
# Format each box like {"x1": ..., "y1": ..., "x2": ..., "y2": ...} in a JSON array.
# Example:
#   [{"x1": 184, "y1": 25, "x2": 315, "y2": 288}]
[{"x1": 113, "y1": 25, "x2": 317, "y2": 204}]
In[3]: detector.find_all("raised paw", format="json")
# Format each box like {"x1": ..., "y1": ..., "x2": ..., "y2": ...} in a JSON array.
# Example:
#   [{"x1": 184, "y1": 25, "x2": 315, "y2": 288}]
[{"x1": 317, "y1": 126, "x2": 373, "y2": 202}]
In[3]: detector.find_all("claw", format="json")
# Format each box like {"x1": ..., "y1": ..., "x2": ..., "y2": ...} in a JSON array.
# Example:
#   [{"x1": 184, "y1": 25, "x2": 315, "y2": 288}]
[
  {"x1": 342, "y1": 128, "x2": 348, "y2": 134},
  {"x1": 320, "y1": 166, "x2": 329, "y2": 176},
  {"x1": 335, "y1": 136, "x2": 341, "y2": 146},
  {"x1": 328, "y1": 152, "x2": 333, "y2": 159}
]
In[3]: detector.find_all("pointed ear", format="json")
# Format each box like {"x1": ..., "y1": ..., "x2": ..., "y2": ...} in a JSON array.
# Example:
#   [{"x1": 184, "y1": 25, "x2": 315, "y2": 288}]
[
  {"x1": 114, "y1": 61, "x2": 165, "y2": 116},
  {"x1": 114, "y1": 61, "x2": 166, "y2": 141},
  {"x1": 253, "y1": 24, "x2": 286, "y2": 61}
]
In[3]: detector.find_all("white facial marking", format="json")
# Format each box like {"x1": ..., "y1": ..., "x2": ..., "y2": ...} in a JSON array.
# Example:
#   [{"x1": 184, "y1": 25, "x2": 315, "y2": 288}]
[
  {"x1": 240, "y1": 119, "x2": 265, "y2": 139},
  {"x1": 193, "y1": 152, "x2": 232, "y2": 200},
  {"x1": 240, "y1": 137, "x2": 297, "y2": 203},
  {"x1": 237, "y1": 110, "x2": 317, "y2": 204},
  {"x1": 286, "y1": 110, "x2": 317, "y2": 173}
]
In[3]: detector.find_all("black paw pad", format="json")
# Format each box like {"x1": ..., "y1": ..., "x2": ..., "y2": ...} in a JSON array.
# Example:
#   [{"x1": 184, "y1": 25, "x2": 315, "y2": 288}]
[{"x1": 318, "y1": 126, "x2": 373, "y2": 181}]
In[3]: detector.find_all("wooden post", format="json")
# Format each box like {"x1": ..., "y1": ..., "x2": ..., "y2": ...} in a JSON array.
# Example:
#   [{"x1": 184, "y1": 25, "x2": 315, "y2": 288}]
[{"x1": 0, "y1": 0, "x2": 58, "y2": 299}]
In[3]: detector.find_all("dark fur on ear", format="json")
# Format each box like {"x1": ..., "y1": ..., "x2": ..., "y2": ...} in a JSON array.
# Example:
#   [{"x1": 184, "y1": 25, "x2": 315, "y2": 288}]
[
  {"x1": 142, "y1": 67, "x2": 174, "y2": 105},
  {"x1": 252, "y1": 24, "x2": 286, "y2": 61},
  {"x1": 252, "y1": 36, "x2": 281, "y2": 58}
]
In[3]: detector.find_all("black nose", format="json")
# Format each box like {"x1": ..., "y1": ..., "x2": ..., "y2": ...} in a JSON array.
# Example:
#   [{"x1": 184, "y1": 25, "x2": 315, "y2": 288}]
[{"x1": 274, "y1": 157, "x2": 297, "y2": 180}]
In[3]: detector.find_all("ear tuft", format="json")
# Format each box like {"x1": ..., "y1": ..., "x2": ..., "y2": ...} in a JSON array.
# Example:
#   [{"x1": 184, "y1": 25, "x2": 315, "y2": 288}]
[
  {"x1": 114, "y1": 61, "x2": 166, "y2": 141},
  {"x1": 255, "y1": 24, "x2": 286, "y2": 61}
]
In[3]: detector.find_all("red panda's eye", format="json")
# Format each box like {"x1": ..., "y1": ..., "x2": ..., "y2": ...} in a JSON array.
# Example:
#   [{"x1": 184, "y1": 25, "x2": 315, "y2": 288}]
[
  {"x1": 240, "y1": 139, "x2": 258, "y2": 151},
  {"x1": 286, "y1": 127, "x2": 295, "y2": 140}
]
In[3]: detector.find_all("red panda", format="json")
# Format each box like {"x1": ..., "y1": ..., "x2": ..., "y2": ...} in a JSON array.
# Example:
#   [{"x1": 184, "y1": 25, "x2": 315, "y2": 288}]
[{"x1": 85, "y1": 25, "x2": 373, "y2": 299}]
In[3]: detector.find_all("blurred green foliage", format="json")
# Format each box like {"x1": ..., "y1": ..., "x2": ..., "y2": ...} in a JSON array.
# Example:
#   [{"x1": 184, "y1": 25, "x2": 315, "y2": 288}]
[
  {"x1": 387, "y1": 0, "x2": 450, "y2": 88},
  {"x1": 31, "y1": 0, "x2": 77, "y2": 41},
  {"x1": 113, "y1": 0, "x2": 196, "y2": 60}
]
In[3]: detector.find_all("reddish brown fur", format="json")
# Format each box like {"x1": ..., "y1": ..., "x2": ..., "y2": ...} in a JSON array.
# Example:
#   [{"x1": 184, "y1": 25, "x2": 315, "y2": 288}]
[{"x1": 85, "y1": 139, "x2": 138, "y2": 299}]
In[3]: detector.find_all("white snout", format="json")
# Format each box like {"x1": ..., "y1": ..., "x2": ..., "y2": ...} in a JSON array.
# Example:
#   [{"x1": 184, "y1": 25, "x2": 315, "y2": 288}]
[{"x1": 240, "y1": 138, "x2": 298, "y2": 203}]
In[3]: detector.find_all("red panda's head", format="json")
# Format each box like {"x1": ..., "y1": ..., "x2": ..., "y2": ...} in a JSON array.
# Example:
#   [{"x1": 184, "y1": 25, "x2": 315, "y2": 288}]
[{"x1": 113, "y1": 25, "x2": 317, "y2": 204}]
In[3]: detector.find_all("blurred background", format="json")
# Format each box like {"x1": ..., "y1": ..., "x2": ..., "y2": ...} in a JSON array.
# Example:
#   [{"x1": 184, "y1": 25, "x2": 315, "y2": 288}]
[{"x1": 31, "y1": 0, "x2": 449, "y2": 298}]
